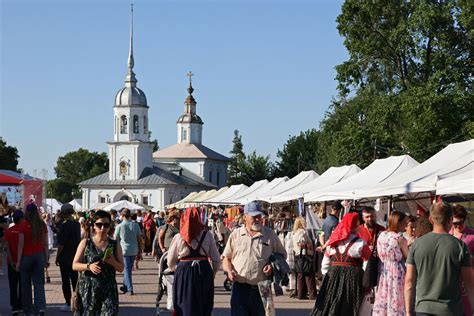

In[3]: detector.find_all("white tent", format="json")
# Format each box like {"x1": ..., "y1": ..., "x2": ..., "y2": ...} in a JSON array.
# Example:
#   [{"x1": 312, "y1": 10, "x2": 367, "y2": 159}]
[
  {"x1": 356, "y1": 139, "x2": 474, "y2": 198},
  {"x1": 193, "y1": 187, "x2": 228, "y2": 203},
  {"x1": 166, "y1": 190, "x2": 205, "y2": 208},
  {"x1": 436, "y1": 165, "x2": 474, "y2": 195},
  {"x1": 68, "y1": 199, "x2": 83, "y2": 212},
  {"x1": 43, "y1": 198, "x2": 63, "y2": 213},
  {"x1": 217, "y1": 180, "x2": 269, "y2": 204},
  {"x1": 204, "y1": 184, "x2": 248, "y2": 204},
  {"x1": 236, "y1": 177, "x2": 289, "y2": 205},
  {"x1": 305, "y1": 155, "x2": 419, "y2": 202},
  {"x1": 90, "y1": 202, "x2": 110, "y2": 210},
  {"x1": 258, "y1": 171, "x2": 319, "y2": 203},
  {"x1": 103, "y1": 200, "x2": 145, "y2": 212},
  {"x1": 268, "y1": 165, "x2": 361, "y2": 203}
]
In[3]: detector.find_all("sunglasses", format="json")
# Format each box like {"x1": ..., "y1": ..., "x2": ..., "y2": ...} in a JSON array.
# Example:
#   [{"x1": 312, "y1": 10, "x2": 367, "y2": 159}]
[
  {"x1": 452, "y1": 221, "x2": 464, "y2": 227},
  {"x1": 95, "y1": 222, "x2": 111, "y2": 229}
]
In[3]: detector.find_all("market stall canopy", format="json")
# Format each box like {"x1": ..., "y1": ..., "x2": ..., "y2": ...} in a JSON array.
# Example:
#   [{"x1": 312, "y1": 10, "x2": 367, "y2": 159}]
[
  {"x1": 166, "y1": 191, "x2": 204, "y2": 208},
  {"x1": 436, "y1": 164, "x2": 474, "y2": 195},
  {"x1": 305, "y1": 155, "x2": 419, "y2": 202},
  {"x1": 268, "y1": 165, "x2": 361, "y2": 203},
  {"x1": 212, "y1": 181, "x2": 269, "y2": 204},
  {"x1": 204, "y1": 184, "x2": 248, "y2": 204},
  {"x1": 103, "y1": 200, "x2": 145, "y2": 212},
  {"x1": 258, "y1": 170, "x2": 319, "y2": 203},
  {"x1": 192, "y1": 187, "x2": 228, "y2": 203},
  {"x1": 356, "y1": 139, "x2": 473, "y2": 198},
  {"x1": 236, "y1": 177, "x2": 289, "y2": 205},
  {"x1": 44, "y1": 198, "x2": 63, "y2": 213},
  {"x1": 68, "y1": 199, "x2": 83, "y2": 212},
  {"x1": 90, "y1": 202, "x2": 110, "y2": 210}
]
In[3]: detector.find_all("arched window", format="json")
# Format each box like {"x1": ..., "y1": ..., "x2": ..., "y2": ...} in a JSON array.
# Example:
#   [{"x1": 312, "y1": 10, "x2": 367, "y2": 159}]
[
  {"x1": 216, "y1": 171, "x2": 220, "y2": 186},
  {"x1": 143, "y1": 116, "x2": 148, "y2": 133},
  {"x1": 120, "y1": 115, "x2": 128, "y2": 134},
  {"x1": 133, "y1": 115, "x2": 139, "y2": 133}
]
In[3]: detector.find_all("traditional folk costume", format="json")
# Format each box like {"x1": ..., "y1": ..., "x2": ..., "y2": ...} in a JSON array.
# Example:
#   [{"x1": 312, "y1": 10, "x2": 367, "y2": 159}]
[{"x1": 311, "y1": 213, "x2": 370, "y2": 316}]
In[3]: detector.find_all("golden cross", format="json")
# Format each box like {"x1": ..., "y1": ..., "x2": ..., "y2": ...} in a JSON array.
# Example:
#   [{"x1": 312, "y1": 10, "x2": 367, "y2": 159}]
[{"x1": 187, "y1": 71, "x2": 194, "y2": 85}]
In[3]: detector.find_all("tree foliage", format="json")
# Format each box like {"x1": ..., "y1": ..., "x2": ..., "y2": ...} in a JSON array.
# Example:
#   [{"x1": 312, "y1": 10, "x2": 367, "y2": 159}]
[
  {"x1": 275, "y1": 129, "x2": 320, "y2": 176},
  {"x1": 313, "y1": 0, "x2": 473, "y2": 171},
  {"x1": 228, "y1": 130, "x2": 246, "y2": 185},
  {"x1": 227, "y1": 130, "x2": 274, "y2": 186},
  {"x1": 48, "y1": 148, "x2": 108, "y2": 202},
  {"x1": 0, "y1": 138, "x2": 19, "y2": 171}
]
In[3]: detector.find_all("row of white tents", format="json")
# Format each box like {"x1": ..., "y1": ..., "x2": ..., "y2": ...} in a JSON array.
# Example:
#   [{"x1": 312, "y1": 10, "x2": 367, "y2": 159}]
[
  {"x1": 43, "y1": 199, "x2": 147, "y2": 213},
  {"x1": 168, "y1": 139, "x2": 473, "y2": 208}
]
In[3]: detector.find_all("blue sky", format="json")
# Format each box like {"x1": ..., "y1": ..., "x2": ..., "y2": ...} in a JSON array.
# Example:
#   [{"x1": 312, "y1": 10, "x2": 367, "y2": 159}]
[{"x1": 1, "y1": 0, "x2": 347, "y2": 179}]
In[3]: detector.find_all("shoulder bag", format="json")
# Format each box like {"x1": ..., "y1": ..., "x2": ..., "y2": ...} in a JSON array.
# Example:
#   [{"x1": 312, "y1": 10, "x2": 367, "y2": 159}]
[{"x1": 362, "y1": 232, "x2": 380, "y2": 288}]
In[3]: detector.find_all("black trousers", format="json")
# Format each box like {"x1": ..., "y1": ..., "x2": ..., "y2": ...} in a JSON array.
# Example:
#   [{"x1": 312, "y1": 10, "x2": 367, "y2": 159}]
[
  {"x1": 59, "y1": 263, "x2": 78, "y2": 305},
  {"x1": 8, "y1": 263, "x2": 22, "y2": 312}
]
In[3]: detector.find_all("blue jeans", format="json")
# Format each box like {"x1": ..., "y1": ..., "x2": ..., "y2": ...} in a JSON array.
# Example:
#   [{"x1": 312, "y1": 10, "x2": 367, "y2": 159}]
[
  {"x1": 20, "y1": 253, "x2": 46, "y2": 314},
  {"x1": 123, "y1": 255, "x2": 136, "y2": 292},
  {"x1": 230, "y1": 282, "x2": 265, "y2": 316}
]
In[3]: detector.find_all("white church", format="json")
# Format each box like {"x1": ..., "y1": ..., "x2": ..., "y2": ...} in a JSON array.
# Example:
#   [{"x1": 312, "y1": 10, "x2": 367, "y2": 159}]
[{"x1": 80, "y1": 12, "x2": 229, "y2": 210}]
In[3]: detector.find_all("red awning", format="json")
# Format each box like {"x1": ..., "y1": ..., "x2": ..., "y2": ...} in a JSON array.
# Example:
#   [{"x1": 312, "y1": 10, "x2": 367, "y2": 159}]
[{"x1": 0, "y1": 173, "x2": 23, "y2": 184}]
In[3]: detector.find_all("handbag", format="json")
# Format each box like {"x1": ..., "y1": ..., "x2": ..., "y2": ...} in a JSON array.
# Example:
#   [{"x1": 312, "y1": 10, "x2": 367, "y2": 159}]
[
  {"x1": 70, "y1": 275, "x2": 81, "y2": 313},
  {"x1": 294, "y1": 248, "x2": 313, "y2": 275},
  {"x1": 362, "y1": 232, "x2": 380, "y2": 288}
]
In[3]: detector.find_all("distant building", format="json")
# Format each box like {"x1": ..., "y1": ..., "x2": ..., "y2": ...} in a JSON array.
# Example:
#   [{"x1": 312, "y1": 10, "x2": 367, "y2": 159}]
[{"x1": 80, "y1": 10, "x2": 227, "y2": 210}]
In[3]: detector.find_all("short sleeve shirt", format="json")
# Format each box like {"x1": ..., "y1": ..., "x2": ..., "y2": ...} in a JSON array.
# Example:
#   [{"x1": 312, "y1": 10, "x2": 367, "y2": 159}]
[
  {"x1": 18, "y1": 220, "x2": 47, "y2": 256},
  {"x1": 407, "y1": 232, "x2": 471, "y2": 315},
  {"x1": 4, "y1": 224, "x2": 22, "y2": 264},
  {"x1": 322, "y1": 215, "x2": 339, "y2": 243},
  {"x1": 114, "y1": 220, "x2": 141, "y2": 256},
  {"x1": 222, "y1": 226, "x2": 287, "y2": 285},
  {"x1": 57, "y1": 220, "x2": 81, "y2": 265}
]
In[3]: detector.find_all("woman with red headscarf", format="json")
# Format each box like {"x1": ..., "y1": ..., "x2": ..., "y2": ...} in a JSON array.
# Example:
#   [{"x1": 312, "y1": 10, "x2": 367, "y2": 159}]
[
  {"x1": 167, "y1": 208, "x2": 221, "y2": 316},
  {"x1": 311, "y1": 212, "x2": 371, "y2": 316},
  {"x1": 143, "y1": 210, "x2": 156, "y2": 255}
]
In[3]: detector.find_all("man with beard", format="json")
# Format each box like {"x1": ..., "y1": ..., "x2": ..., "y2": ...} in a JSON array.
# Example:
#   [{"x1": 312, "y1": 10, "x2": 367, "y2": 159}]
[
  {"x1": 223, "y1": 202, "x2": 286, "y2": 316},
  {"x1": 358, "y1": 206, "x2": 385, "y2": 250}
]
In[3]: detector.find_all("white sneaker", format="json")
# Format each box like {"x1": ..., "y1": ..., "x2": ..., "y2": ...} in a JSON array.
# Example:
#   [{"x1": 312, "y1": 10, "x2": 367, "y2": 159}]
[{"x1": 60, "y1": 304, "x2": 71, "y2": 312}]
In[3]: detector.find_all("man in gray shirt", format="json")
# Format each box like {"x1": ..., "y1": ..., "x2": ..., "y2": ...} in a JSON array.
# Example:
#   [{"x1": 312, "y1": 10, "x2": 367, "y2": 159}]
[
  {"x1": 405, "y1": 202, "x2": 473, "y2": 316},
  {"x1": 114, "y1": 208, "x2": 142, "y2": 295}
]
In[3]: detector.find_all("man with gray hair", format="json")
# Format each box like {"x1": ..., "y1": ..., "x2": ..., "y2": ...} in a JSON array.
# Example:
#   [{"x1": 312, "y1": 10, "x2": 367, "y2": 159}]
[{"x1": 223, "y1": 201, "x2": 286, "y2": 316}]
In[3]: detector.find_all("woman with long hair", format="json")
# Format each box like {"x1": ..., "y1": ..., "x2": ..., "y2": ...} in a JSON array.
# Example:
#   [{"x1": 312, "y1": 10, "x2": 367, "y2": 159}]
[
  {"x1": 168, "y1": 207, "x2": 221, "y2": 316},
  {"x1": 143, "y1": 210, "x2": 156, "y2": 256},
  {"x1": 16, "y1": 203, "x2": 48, "y2": 316},
  {"x1": 73, "y1": 210, "x2": 124, "y2": 315},
  {"x1": 311, "y1": 212, "x2": 370, "y2": 316},
  {"x1": 372, "y1": 211, "x2": 408, "y2": 316},
  {"x1": 292, "y1": 217, "x2": 316, "y2": 300}
]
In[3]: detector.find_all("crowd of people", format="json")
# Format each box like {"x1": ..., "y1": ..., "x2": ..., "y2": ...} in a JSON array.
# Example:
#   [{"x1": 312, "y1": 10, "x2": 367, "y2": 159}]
[{"x1": 0, "y1": 199, "x2": 472, "y2": 316}]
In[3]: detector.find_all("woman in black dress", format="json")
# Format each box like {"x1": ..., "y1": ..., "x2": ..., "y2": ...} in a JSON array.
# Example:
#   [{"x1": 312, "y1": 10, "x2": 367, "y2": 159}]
[
  {"x1": 311, "y1": 212, "x2": 370, "y2": 316},
  {"x1": 167, "y1": 207, "x2": 221, "y2": 316}
]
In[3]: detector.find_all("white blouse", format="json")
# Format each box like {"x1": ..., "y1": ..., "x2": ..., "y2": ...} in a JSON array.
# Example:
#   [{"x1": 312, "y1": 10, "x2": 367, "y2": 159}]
[
  {"x1": 167, "y1": 231, "x2": 221, "y2": 273},
  {"x1": 321, "y1": 234, "x2": 366, "y2": 275}
]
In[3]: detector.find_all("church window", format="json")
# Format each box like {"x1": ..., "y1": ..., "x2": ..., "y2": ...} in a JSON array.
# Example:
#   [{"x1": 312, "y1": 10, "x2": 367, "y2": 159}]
[
  {"x1": 99, "y1": 196, "x2": 106, "y2": 203},
  {"x1": 217, "y1": 171, "x2": 220, "y2": 186},
  {"x1": 142, "y1": 196, "x2": 149, "y2": 205},
  {"x1": 120, "y1": 115, "x2": 128, "y2": 134},
  {"x1": 120, "y1": 161, "x2": 128, "y2": 176},
  {"x1": 133, "y1": 115, "x2": 139, "y2": 133},
  {"x1": 183, "y1": 128, "x2": 188, "y2": 141},
  {"x1": 143, "y1": 116, "x2": 148, "y2": 133},
  {"x1": 209, "y1": 170, "x2": 213, "y2": 183}
]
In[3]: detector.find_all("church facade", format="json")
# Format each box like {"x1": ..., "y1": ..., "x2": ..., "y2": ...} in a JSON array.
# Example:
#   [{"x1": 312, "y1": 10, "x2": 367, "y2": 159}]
[{"x1": 80, "y1": 12, "x2": 228, "y2": 210}]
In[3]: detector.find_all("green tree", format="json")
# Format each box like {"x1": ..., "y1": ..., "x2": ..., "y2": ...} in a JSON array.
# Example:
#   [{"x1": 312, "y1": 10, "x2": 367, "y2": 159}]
[
  {"x1": 315, "y1": 0, "x2": 473, "y2": 171},
  {"x1": 227, "y1": 130, "x2": 246, "y2": 185},
  {"x1": 0, "y1": 138, "x2": 19, "y2": 171},
  {"x1": 240, "y1": 151, "x2": 274, "y2": 186},
  {"x1": 50, "y1": 148, "x2": 108, "y2": 201},
  {"x1": 275, "y1": 129, "x2": 320, "y2": 177}
]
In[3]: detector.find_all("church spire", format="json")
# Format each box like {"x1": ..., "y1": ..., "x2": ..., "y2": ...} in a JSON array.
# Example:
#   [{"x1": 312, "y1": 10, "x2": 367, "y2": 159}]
[
  {"x1": 184, "y1": 71, "x2": 197, "y2": 113},
  {"x1": 125, "y1": 4, "x2": 137, "y2": 87}
]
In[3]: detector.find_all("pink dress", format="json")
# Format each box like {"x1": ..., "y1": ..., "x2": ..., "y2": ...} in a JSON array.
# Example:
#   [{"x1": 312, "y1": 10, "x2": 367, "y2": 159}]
[{"x1": 372, "y1": 231, "x2": 405, "y2": 316}]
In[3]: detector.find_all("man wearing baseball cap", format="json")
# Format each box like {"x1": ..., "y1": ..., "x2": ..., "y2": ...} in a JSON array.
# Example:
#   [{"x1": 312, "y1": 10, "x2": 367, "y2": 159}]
[{"x1": 222, "y1": 201, "x2": 286, "y2": 316}]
